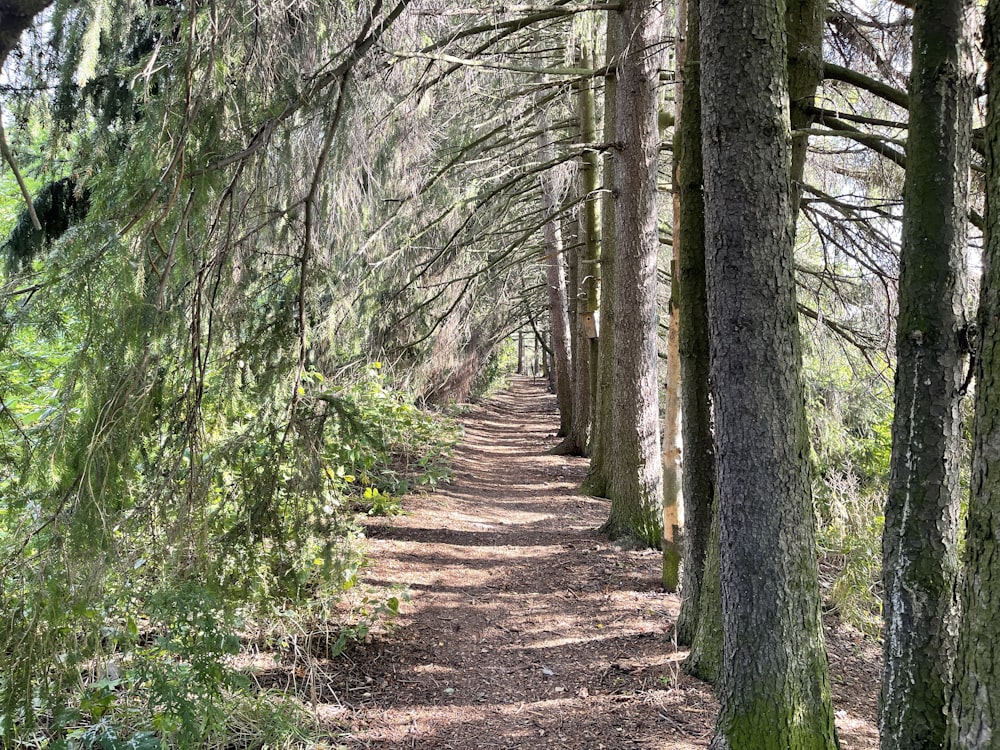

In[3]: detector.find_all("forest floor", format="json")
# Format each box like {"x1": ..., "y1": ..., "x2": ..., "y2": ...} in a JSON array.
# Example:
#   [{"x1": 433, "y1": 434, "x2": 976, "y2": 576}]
[{"x1": 302, "y1": 376, "x2": 881, "y2": 749}]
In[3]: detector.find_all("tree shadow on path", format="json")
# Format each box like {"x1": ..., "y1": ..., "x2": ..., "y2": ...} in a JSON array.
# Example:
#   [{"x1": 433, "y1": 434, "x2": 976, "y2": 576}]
[{"x1": 292, "y1": 376, "x2": 877, "y2": 749}]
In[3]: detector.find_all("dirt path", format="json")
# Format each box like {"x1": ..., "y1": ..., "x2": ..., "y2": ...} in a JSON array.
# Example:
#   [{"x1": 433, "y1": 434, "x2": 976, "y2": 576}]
[{"x1": 324, "y1": 376, "x2": 879, "y2": 749}]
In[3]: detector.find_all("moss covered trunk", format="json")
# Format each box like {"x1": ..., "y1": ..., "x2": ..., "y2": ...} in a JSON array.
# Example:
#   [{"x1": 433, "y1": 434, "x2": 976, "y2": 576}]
[
  {"x1": 672, "y1": 0, "x2": 715, "y2": 645},
  {"x1": 683, "y1": 498, "x2": 721, "y2": 685},
  {"x1": 700, "y1": 0, "x2": 838, "y2": 745},
  {"x1": 881, "y1": 2, "x2": 972, "y2": 748}
]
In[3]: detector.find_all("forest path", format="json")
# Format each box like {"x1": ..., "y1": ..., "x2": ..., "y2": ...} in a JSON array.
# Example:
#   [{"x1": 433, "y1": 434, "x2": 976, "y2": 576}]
[{"x1": 324, "y1": 376, "x2": 878, "y2": 749}]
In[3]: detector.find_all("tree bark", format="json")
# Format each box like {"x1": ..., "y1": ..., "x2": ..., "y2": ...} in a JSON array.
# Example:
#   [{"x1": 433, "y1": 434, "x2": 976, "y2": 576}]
[
  {"x1": 700, "y1": 0, "x2": 838, "y2": 746},
  {"x1": 556, "y1": 44, "x2": 602, "y2": 458},
  {"x1": 881, "y1": 3, "x2": 972, "y2": 748},
  {"x1": 787, "y1": 0, "x2": 826, "y2": 215},
  {"x1": 602, "y1": 0, "x2": 664, "y2": 549},
  {"x1": 579, "y1": 42, "x2": 601, "y2": 456},
  {"x1": 672, "y1": 0, "x2": 715, "y2": 641},
  {"x1": 662, "y1": 0, "x2": 685, "y2": 594},
  {"x1": 584, "y1": 12, "x2": 620, "y2": 498},
  {"x1": 683, "y1": 496, "x2": 722, "y2": 685},
  {"x1": 556, "y1": 203, "x2": 591, "y2": 455},
  {"x1": 534, "y1": 99, "x2": 574, "y2": 437},
  {"x1": 949, "y1": 10, "x2": 1000, "y2": 746}
]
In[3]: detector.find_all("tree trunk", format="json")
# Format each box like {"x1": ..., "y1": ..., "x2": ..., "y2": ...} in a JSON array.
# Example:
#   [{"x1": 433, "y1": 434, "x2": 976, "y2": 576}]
[
  {"x1": 584, "y1": 12, "x2": 620, "y2": 499},
  {"x1": 700, "y1": 0, "x2": 839, "y2": 745},
  {"x1": 578, "y1": 42, "x2": 601, "y2": 457},
  {"x1": 556, "y1": 44, "x2": 602, "y2": 458},
  {"x1": 602, "y1": 0, "x2": 664, "y2": 549},
  {"x1": 881, "y1": 2, "x2": 972, "y2": 748},
  {"x1": 683, "y1": 497, "x2": 722, "y2": 685},
  {"x1": 662, "y1": 260, "x2": 682, "y2": 589},
  {"x1": 950, "y1": 10, "x2": 1000, "y2": 747},
  {"x1": 556, "y1": 204, "x2": 591, "y2": 456},
  {"x1": 672, "y1": 0, "x2": 716, "y2": 628},
  {"x1": 787, "y1": 0, "x2": 826, "y2": 216},
  {"x1": 662, "y1": 0, "x2": 684, "y2": 594},
  {"x1": 534, "y1": 100, "x2": 574, "y2": 437}
]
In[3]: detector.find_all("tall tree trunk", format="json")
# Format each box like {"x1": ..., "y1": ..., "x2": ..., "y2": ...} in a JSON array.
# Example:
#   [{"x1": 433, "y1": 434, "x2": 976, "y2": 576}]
[
  {"x1": 579, "y1": 42, "x2": 602, "y2": 456},
  {"x1": 881, "y1": 2, "x2": 972, "y2": 748},
  {"x1": 534, "y1": 100, "x2": 574, "y2": 437},
  {"x1": 700, "y1": 0, "x2": 838, "y2": 746},
  {"x1": 662, "y1": 0, "x2": 685, "y2": 594},
  {"x1": 673, "y1": 0, "x2": 715, "y2": 645},
  {"x1": 950, "y1": 8, "x2": 1000, "y2": 746},
  {"x1": 584, "y1": 12, "x2": 621, "y2": 498},
  {"x1": 678, "y1": 0, "x2": 824, "y2": 661},
  {"x1": 787, "y1": 0, "x2": 826, "y2": 215},
  {"x1": 556, "y1": 43, "x2": 602, "y2": 458},
  {"x1": 662, "y1": 262, "x2": 682, "y2": 589},
  {"x1": 674, "y1": 0, "x2": 721, "y2": 644},
  {"x1": 602, "y1": 0, "x2": 664, "y2": 549},
  {"x1": 557, "y1": 204, "x2": 591, "y2": 455}
]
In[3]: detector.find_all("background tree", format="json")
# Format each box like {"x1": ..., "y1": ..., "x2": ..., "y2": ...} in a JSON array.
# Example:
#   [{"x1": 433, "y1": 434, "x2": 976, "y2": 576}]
[
  {"x1": 881, "y1": 2, "x2": 973, "y2": 748},
  {"x1": 672, "y1": 0, "x2": 715, "y2": 644},
  {"x1": 949, "y1": 1, "x2": 1000, "y2": 745},
  {"x1": 602, "y1": 0, "x2": 664, "y2": 548}
]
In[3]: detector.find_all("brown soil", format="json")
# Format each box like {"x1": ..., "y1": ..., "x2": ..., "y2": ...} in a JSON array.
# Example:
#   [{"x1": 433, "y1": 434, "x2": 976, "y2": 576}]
[{"x1": 307, "y1": 376, "x2": 880, "y2": 749}]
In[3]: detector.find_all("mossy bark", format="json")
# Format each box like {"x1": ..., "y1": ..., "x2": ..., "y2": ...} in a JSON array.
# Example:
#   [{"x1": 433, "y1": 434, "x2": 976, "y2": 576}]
[
  {"x1": 948, "y1": 3, "x2": 1000, "y2": 747},
  {"x1": 700, "y1": 0, "x2": 838, "y2": 746},
  {"x1": 602, "y1": 0, "x2": 664, "y2": 550},
  {"x1": 683, "y1": 499, "x2": 721, "y2": 685},
  {"x1": 882, "y1": 2, "x2": 972, "y2": 748},
  {"x1": 673, "y1": 0, "x2": 714, "y2": 646}
]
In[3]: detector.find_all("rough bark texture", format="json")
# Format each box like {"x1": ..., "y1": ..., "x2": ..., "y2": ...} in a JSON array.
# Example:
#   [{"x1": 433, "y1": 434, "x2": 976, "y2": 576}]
[
  {"x1": 881, "y1": 2, "x2": 972, "y2": 748},
  {"x1": 683, "y1": 496, "x2": 722, "y2": 685},
  {"x1": 786, "y1": 0, "x2": 825, "y2": 213},
  {"x1": 584, "y1": 13, "x2": 620, "y2": 499},
  {"x1": 948, "y1": 4, "x2": 999, "y2": 748},
  {"x1": 700, "y1": 0, "x2": 838, "y2": 746},
  {"x1": 603, "y1": 0, "x2": 664, "y2": 550},
  {"x1": 534, "y1": 102, "x2": 574, "y2": 439},
  {"x1": 673, "y1": 0, "x2": 715, "y2": 646}
]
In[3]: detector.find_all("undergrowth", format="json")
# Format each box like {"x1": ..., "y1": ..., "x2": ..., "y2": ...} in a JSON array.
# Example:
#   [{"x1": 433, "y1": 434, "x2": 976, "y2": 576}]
[
  {"x1": 0, "y1": 348, "x2": 456, "y2": 746},
  {"x1": 804, "y1": 336, "x2": 891, "y2": 638}
]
